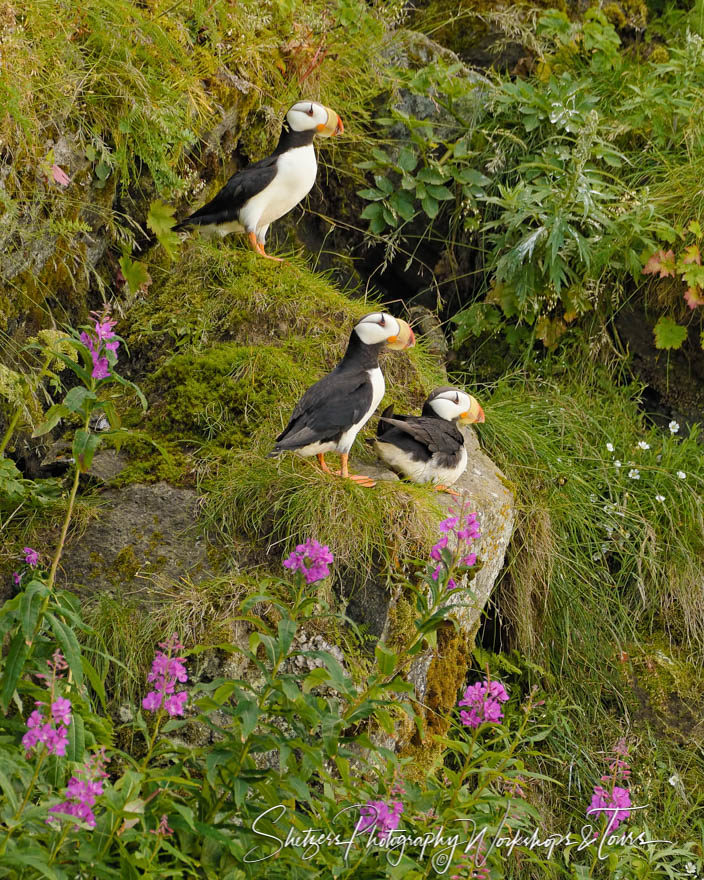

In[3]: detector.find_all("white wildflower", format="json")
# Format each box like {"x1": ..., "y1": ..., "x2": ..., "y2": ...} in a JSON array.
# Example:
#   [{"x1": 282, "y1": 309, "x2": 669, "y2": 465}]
[
  {"x1": 592, "y1": 553, "x2": 601, "y2": 561},
  {"x1": 669, "y1": 773, "x2": 681, "y2": 787},
  {"x1": 669, "y1": 421, "x2": 680, "y2": 434},
  {"x1": 606, "y1": 442, "x2": 614, "y2": 452},
  {"x1": 677, "y1": 471, "x2": 686, "y2": 480},
  {"x1": 684, "y1": 862, "x2": 696, "y2": 875},
  {"x1": 628, "y1": 469, "x2": 640, "y2": 480},
  {"x1": 655, "y1": 494, "x2": 665, "y2": 502},
  {"x1": 590, "y1": 494, "x2": 597, "y2": 502},
  {"x1": 637, "y1": 441, "x2": 650, "y2": 450},
  {"x1": 614, "y1": 460, "x2": 621, "y2": 468}
]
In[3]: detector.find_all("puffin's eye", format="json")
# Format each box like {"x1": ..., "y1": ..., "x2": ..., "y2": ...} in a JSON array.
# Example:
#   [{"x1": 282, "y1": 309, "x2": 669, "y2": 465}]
[
  {"x1": 379, "y1": 315, "x2": 386, "y2": 326},
  {"x1": 454, "y1": 393, "x2": 459, "y2": 404},
  {"x1": 307, "y1": 105, "x2": 314, "y2": 116}
]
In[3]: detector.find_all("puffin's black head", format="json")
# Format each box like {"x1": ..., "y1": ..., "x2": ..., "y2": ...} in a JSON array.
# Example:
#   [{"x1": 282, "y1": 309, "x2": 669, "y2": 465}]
[
  {"x1": 353, "y1": 312, "x2": 415, "y2": 349},
  {"x1": 286, "y1": 100, "x2": 344, "y2": 137},
  {"x1": 424, "y1": 387, "x2": 485, "y2": 424}
]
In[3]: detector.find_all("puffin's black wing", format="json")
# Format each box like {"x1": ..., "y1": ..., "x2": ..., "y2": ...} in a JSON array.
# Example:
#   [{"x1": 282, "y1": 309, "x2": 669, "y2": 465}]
[
  {"x1": 272, "y1": 369, "x2": 373, "y2": 452},
  {"x1": 379, "y1": 416, "x2": 464, "y2": 456},
  {"x1": 175, "y1": 155, "x2": 279, "y2": 229}
]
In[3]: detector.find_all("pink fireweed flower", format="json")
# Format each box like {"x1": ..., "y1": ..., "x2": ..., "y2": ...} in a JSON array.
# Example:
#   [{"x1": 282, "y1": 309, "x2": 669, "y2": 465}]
[
  {"x1": 458, "y1": 678, "x2": 509, "y2": 729},
  {"x1": 48, "y1": 749, "x2": 107, "y2": 829},
  {"x1": 439, "y1": 516, "x2": 460, "y2": 533},
  {"x1": 142, "y1": 635, "x2": 188, "y2": 716},
  {"x1": 356, "y1": 799, "x2": 404, "y2": 841},
  {"x1": 283, "y1": 539, "x2": 334, "y2": 583},
  {"x1": 150, "y1": 814, "x2": 174, "y2": 836},
  {"x1": 80, "y1": 310, "x2": 120, "y2": 380},
  {"x1": 588, "y1": 785, "x2": 631, "y2": 833},
  {"x1": 23, "y1": 547, "x2": 39, "y2": 567},
  {"x1": 430, "y1": 536, "x2": 448, "y2": 560},
  {"x1": 22, "y1": 697, "x2": 71, "y2": 757},
  {"x1": 51, "y1": 697, "x2": 72, "y2": 726},
  {"x1": 12, "y1": 572, "x2": 21, "y2": 586}
]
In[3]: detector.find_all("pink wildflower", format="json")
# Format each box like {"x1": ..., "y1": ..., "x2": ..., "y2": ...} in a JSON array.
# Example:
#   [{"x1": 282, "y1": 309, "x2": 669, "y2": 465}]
[
  {"x1": 48, "y1": 749, "x2": 107, "y2": 829},
  {"x1": 283, "y1": 539, "x2": 334, "y2": 583},
  {"x1": 458, "y1": 678, "x2": 509, "y2": 729},
  {"x1": 356, "y1": 799, "x2": 404, "y2": 841},
  {"x1": 588, "y1": 785, "x2": 631, "y2": 833},
  {"x1": 142, "y1": 635, "x2": 188, "y2": 716},
  {"x1": 23, "y1": 547, "x2": 39, "y2": 567}
]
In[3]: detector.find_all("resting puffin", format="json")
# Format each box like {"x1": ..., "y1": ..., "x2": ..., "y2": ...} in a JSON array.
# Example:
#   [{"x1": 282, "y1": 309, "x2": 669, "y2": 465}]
[
  {"x1": 371, "y1": 387, "x2": 485, "y2": 495},
  {"x1": 175, "y1": 100, "x2": 344, "y2": 261},
  {"x1": 270, "y1": 313, "x2": 415, "y2": 487}
]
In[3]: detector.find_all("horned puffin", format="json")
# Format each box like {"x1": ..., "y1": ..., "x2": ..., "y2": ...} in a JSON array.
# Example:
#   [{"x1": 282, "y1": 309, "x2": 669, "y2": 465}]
[
  {"x1": 270, "y1": 313, "x2": 415, "y2": 487},
  {"x1": 371, "y1": 387, "x2": 485, "y2": 494},
  {"x1": 175, "y1": 100, "x2": 344, "y2": 260}
]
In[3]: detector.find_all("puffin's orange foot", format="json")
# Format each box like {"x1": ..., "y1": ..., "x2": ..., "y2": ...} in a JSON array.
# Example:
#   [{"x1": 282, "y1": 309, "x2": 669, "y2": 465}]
[
  {"x1": 434, "y1": 484, "x2": 460, "y2": 498},
  {"x1": 316, "y1": 453, "x2": 333, "y2": 474},
  {"x1": 257, "y1": 242, "x2": 284, "y2": 262},
  {"x1": 335, "y1": 471, "x2": 376, "y2": 488}
]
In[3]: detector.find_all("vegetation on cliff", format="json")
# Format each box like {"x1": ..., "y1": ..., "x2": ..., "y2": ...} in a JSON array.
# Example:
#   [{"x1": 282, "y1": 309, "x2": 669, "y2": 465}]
[{"x1": 1, "y1": 0, "x2": 703, "y2": 877}]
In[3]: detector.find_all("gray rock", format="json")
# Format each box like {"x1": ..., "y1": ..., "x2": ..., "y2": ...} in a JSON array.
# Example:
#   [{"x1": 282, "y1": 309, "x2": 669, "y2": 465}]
[
  {"x1": 58, "y1": 482, "x2": 211, "y2": 596},
  {"x1": 350, "y1": 426, "x2": 515, "y2": 705}
]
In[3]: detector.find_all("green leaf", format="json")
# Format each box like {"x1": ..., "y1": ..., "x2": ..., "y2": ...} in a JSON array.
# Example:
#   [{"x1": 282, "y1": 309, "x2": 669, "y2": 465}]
[
  {"x1": 375, "y1": 643, "x2": 396, "y2": 676},
  {"x1": 302, "y1": 667, "x2": 330, "y2": 693},
  {"x1": 147, "y1": 200, "x2": 180, "y2": 261},
  {"x1": 234, "y1": 698, "x2": 259, "y2": 739},
  {"x1": 73, "y1": 428, "x2": 101, "y2": 472},
  {"x1": 19, "y1": 580, "x2": 46, "y2": 639},
  {"x1": 459, "y1": 168, "x2": 490, "y2": 186},
  {"x1": 82, "y1": 655, "x2": 107, "y2": 711},
  {"x1": 417, "y1": 167, "x2": 447, "y2": 184},
  {"x1": 360, "y1": 202, "x2": 382, "y2": 220},
  {"x1": 425, "y1": 184, "x2": 454, "y2": 201},
  {"x1": 654, "y1": 316, "x2": 688, "y2": 350},
  {"x1": 374, "y1": 175, "x2": 395, "y2": 195},
  {"x1": 421, "y1": 194, "x2": 439, "y2": 219},
  {"x1": 277, "y1": 618, "x2": 296, "y2": 657},
  {"x1": 32, "y1": 403, "x2": 70, "y2": 437},
  {"x1": 67, "y1": 711, "x2": 86, "y2": 763},
  {"x1": 63, "y1": 386, "x2": 97, "y2": 414},
  {"x1": 397, "y1": 146, "x2": 417, "y2": 172},
  {"x1": 0, "y1": 632, "x2": 29, "y2": 711},
  {"x1": 46, "y1": 612, "x2": 84, "y2": 686},
  {"x1": 390, "y1": 191, "x2": 416, "y2": 221},
  {"x1": 119, "y1": 254, "x2": 151, "y2": 295},
  {"x1": 357, "y1": 188, "x2": 385, "y2": 201}
]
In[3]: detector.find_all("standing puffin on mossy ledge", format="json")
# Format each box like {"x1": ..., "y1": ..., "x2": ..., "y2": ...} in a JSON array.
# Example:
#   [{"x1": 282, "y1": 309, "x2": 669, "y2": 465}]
[
  {"x1": 269, "y1": 313, "x2": 415, "y2": 488},
  {"x1": 175, "y1": 100, "x2": 343, "y2": 261},
  {"x1": 371, "y1": 387, "x2": 485, "y2": 495}
]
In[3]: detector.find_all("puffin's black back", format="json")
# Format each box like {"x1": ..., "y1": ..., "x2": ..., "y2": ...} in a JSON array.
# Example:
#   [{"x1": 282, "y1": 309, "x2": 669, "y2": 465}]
[
  {"x1": 175, "y1": 126, "x2": 317, "y2": 230},
  {"x1": 271, "y1": 331, "x2": 384, "y2": 453},
  {"x1": 374, "y1": 404, "x2": 465, "y2": 464}
]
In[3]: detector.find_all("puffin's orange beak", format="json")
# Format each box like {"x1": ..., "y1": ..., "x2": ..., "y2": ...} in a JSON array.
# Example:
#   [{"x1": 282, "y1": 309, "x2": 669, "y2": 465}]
[
  {"x1": 386, "y1": 319, "x2": 415, "y2": 350},
  {"x1": 317, "y1": 106, "x2": 344, "y2": 137},
  {"x1": 459, "y1": 401, "x2": 485, "y2": 425}
]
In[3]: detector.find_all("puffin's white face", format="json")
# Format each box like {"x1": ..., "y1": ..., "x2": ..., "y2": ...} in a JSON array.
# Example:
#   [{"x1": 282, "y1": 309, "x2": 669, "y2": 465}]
[
  {"x1": 354, "y1": 313, "x2": 415, "y2": 349},
  {"x1": 428, "y1": 389, "x2": 485, "y2": 424},
  {"x1": 286, "y1": 101, "x2": 344, "y2": 137}
]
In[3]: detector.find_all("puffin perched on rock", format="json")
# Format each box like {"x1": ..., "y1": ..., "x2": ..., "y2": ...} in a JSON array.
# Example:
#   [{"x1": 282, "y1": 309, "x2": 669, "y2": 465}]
[
  {"x1": 270, "y1": 312, "x2": 415, "y2": 487},
  {"x1": 175, "y1": 100, "x2": 344, "y2": 261},
  {"x1": 371, "y1": 387, "x2": 485, "y2": 495}
]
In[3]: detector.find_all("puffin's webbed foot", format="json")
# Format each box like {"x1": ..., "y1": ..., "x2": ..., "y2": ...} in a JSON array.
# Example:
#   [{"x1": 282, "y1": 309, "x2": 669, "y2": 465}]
[
  {"x1": 336, "y1": 453, "x2": 376, "y2": 488},
  {"x1": 247, "y1": 231, "x2": 284, "y2": 262},
  {"x1": 434, "y1": 484, "x2": 460, "y2": 498}
]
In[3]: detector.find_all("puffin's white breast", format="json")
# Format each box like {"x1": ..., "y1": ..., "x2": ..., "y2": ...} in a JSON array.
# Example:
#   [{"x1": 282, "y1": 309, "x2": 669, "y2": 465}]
[
  {"x1": 239, "y1": 145, "x2": 318, "y2": 231},
  {"x1": 375, "y1": 441, "x2": 468, "y2": 486},
  {"x1": 337, "y1": 367, "x2": 385, "y2": 454}
]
